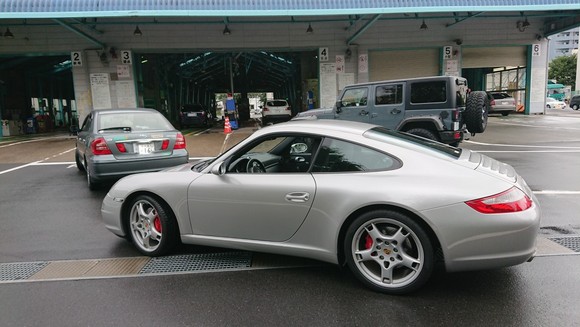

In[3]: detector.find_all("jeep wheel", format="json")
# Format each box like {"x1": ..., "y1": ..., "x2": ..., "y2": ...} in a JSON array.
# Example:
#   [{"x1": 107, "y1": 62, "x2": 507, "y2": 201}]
[
  {"x1": 465, "y1": 91, "x2": 488, "y2": 133},
  {"x1": 406, "y1": 128, "x2": 438, "y2": 142}
]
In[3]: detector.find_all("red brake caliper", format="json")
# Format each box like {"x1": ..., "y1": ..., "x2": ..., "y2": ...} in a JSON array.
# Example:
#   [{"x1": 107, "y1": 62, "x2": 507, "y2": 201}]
[
  {"x1": 153, "y1": 215, "x2": 162, "y2": 233},
  {"x1": 365, "y1": 234, "x2": 373, "y2": 249}
]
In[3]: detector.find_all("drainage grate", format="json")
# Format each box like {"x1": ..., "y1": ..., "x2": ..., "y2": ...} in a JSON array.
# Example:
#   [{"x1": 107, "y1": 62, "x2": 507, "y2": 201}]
[
  {"x1": 0, "y1": 262, "x2": 48, "y2": 281},
  {"x1": 139, "y1": 252, "x2": 252, "y2": 274},
  {"x1": 549, "y1": 236, "x2": 580, "y2": 252}
]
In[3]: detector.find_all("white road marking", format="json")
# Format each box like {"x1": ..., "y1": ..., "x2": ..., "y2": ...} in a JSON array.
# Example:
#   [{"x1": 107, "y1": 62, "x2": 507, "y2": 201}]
[
  {"x1": 0, "y1": 148, "x2": 75, "y2": 175},
  {"x1": 533, "y1": 190, "x2": 580, "y2": 195},
  {"x1": 0, "y1": 137, "x2": 54, "y2": 148},
  {"x1": 0, "y1": 161, "x2": 43, "y2": 175},
  {"x1": 465, "y1": 140, "x2": 580, "y2": 149}
]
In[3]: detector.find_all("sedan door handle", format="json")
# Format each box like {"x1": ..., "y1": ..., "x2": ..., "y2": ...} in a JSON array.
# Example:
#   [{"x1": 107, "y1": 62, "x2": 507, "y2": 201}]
[{"x1": 285, "y1": 192, "x2": 310, "y2": 203}]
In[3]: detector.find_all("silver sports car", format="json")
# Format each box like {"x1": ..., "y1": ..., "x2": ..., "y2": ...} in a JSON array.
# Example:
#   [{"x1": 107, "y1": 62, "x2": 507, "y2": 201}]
[{"x1": 102, "y1": 120, "x2": 540, "y2": 294}]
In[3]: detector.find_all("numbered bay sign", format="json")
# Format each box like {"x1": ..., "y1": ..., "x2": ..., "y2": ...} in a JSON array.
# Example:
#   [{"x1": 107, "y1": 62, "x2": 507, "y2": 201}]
[
  {"x1": 319, "y1": 47, "x2": 329, "y2": 62},
  {"x1": 532, "y1": 44, "x2": 541, "y2": 56},
  {"x1": 443, "y1": 46, "x2": 453, "y2": 60},
  {"x1": 120, "y1": 50, "x2": 132, "y2": 64},
  {"x1": 71, "y1": 51, "x2": 83, "y2": 66}
]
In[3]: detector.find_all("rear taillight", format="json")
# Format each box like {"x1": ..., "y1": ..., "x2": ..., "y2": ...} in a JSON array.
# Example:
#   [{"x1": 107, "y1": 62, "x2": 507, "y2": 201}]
[
  {"x1": 465, "y1": 187, "x2": 532, "y2": 214},
  {"x1": 452, "y1": 109, "x2": 461, "y2": 122},
  {"x1": 263, "y1": 107, "x2": 269, "y2": 111},
  {"x1": 91, "y1": 137, "x2": 112, "y2": 155},
  {"x1": 490, "y1": 99, "x2": 496, "y2": 106},
  {"x1": 116, "y1": 143, "x2": 127, "y2": 153},
  {"x1": 174, "y1": 133, "x2": 186, "y2": 149},
  {"x1": 161, "y1": 139, "x2": 170, "y2": 150},
  {"x1": 285, "y1": 106, "x2": 291, "y2": 111}
]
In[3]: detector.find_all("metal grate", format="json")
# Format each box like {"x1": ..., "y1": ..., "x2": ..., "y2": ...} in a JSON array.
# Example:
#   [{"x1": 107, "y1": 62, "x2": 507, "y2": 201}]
[
  {"x1": 139, "y1": 252, "x2": 252, "y2": 274},
  {"x1": 0, "y1": 262, "x2": 48, "y2": 281},
  {"x1": 549, "y1": 236, "x2": 580, "y2": 252}
]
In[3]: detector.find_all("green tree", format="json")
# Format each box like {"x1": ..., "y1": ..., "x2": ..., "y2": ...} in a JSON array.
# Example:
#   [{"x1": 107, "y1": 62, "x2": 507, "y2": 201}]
[{"x1": 548, "y1": 54, "x2": 577, "y2": 90}]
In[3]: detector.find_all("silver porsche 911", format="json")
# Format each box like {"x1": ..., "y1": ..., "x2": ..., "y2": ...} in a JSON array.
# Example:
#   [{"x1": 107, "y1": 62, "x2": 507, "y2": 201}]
[{"x1": 102, "y1": 120, "x2": 540, "y2": 294}]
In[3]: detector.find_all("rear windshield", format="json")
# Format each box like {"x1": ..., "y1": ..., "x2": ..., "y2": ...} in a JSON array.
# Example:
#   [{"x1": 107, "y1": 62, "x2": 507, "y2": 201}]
[
  {"x1": 490, "y1": 93, "x2": 511, "y2": 99},
  {"x1": 98, "y1": 111, "x2": 174, "y2": 131},
  {"x1": 181, "y1": 105, "x2": 205, "y2": 112},
  {"x1": 267, "y1": 100, "x2": 288, "y2": 106},
  {"x1": 410, "y1": 81, "x2": 447, "y2": 104},
  {"x1": 364, "y1": 127, "x2": 462, "y2": 158}
]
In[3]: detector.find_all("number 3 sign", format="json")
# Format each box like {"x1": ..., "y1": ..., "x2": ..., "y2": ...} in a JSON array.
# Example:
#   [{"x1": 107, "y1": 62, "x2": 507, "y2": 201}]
[{"x1": 120, "y1": 50, "x2": 132, "y2": 64}]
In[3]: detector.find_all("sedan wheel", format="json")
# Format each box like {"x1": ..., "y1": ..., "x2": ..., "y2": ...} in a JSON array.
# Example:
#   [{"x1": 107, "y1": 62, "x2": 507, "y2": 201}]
[
  {"x1": 127, "y1": 195, "x2": 178, "y2": 256},
  {"x1": 85, "y1": 159, "x2": 98, "y2": 191},
  {"x1": 345, "y1": 210, "x2": 434, "y2": 294}
]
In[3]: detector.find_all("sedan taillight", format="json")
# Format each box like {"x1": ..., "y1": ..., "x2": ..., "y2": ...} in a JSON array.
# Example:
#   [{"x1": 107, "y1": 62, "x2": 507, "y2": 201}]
[
  {"x1": 465, "y1": 187, "x2": 532, "y2": 214},
  {"x1": 91, "y1": 137, "x2": 112, "y2": 155},
  {"x1": 161, "y1": 139, "x2": 170, "y2": 150},
  {"x1": 174, "y1": 133, "x2": 186, "y2": 149},
  {"x1": 116, "y1": 143, "x2": 127, "y2": 153}
]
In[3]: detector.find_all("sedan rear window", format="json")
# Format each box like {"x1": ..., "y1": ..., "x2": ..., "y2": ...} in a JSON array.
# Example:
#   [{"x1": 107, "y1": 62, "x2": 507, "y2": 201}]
[{"x1": 98, "y1": 112, "x2": 174, "y2": 131}]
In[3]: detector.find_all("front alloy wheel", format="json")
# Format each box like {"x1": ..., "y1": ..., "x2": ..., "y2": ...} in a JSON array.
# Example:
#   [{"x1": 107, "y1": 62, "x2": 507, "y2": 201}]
[
  {"x1": 345, "y1": 210, "x2": 434, "y2": 294},
  {"x1": 127, "y1": 195, "x2": 177, "y2": 256}
]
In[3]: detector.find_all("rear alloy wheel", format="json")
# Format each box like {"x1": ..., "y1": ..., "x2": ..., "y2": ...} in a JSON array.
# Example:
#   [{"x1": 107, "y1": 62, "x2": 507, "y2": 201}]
[
  {"x1": 406, "y1": 128, "x2": 438, "y2": 142},
  {"x1": 85, "y1": 158, "x2": 98, "y2": 191},
  {"x1": 465, "y1": 91, "x2": 489, "y2": 133},
  {"x1": 127, "y1": 195, "x2": 178, "y2": 256},
  {"x1": 75, "y1": 150, "x2": 85, "y2": 171},
  {"x1": 345, "y1": 210, "x2": 434, "y2": 294}
]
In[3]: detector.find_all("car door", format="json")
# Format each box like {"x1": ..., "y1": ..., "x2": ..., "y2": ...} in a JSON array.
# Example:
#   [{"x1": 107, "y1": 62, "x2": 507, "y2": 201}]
[
  {"x1": 187, "y1": 134, "x2": 321, "y2": 242},
  {"x1": 370, "y1": 82, "x2": 405, "y2": 130},
  {"x1": 335, "y1": 86, "x2": 370, "y2": 123},
  {"x1": 76, "y1": 113, "x2": 93, "y2": 160}
]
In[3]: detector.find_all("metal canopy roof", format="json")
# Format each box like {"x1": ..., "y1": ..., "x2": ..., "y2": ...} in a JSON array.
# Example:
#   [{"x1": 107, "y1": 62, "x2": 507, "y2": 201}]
[{"x1": 0, "y1": 0, "x2": 579, "y2": 19}]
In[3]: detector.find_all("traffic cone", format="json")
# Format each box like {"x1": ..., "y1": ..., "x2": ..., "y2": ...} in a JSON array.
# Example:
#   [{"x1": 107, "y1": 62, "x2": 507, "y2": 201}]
[{"x1": 223, "y1": 116, "x2": 232, "y2": 134}]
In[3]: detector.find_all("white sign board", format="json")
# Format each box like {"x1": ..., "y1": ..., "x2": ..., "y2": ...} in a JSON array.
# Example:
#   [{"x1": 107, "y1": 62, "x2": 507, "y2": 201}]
[
  {"x1": 358, "y1": 54, "x2": 368, "y2": 73},
  {"x1": 116, "y1": 81, "x2": 137, "y2": 108},
  {"x1": 335, "y1": 55, "x2": 345, "y2": 74},
  {"x1": 117, "y1": 65, "x2": 131, "y2": 79},
  {"x1": 90, "y1": 73, "x2": 112, "y2": 109},
  {"x1": 320, "y1": 63, "x2": 337, "y2": 108}
]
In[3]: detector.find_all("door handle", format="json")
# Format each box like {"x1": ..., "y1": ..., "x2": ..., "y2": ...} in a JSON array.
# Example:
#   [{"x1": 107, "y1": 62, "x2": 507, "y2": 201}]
[
  {"x1": 370, "y1": 113, "x2": 378, "y2": 118},
  {"x1": 285, "y1": 192, "x2": 310, "y2": 203},
  {"x1": 359, "y1": 110, "x2": 369, "y2": 116},
  {"x1": 390, "y1": 108, "x2": 401, "y2": 114}
]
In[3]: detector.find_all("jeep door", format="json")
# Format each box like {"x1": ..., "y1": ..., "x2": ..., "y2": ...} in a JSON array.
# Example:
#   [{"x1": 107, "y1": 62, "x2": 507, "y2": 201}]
[
  {"x1": 335, "y1": 86, "x2": 370, "y2": 123},
  {"x1": 369, "y1": 82, "x2": 405, "y2": 130}
]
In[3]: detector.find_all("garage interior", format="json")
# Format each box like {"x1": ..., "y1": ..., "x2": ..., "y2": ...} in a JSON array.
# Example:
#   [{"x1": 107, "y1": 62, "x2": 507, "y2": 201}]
[{"x1": 0, "y1": 49, "x2": 319, "y2": 131}]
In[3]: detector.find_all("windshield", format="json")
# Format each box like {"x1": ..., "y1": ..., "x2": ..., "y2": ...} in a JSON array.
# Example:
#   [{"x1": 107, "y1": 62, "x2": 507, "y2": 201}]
[
  {"x1": 364, "y1": 127, "x2": 462, "y2": 158},
  {"x1": 98, "y1": 111, "x2": 174, "y2": 131}
]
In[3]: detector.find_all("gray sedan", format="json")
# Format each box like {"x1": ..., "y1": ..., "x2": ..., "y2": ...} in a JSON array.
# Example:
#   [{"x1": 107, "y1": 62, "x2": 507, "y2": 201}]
[
  {"x1": 102, "y1": 120, "x2": 540, "y2": 294},
  {"x1": 75, "y1": 108, "x2": 189, "y2": 190}
]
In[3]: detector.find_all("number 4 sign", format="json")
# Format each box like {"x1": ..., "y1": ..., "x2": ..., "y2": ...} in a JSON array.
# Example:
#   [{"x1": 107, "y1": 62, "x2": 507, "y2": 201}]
[{"x1": 319, "y1": 47, "x2": 329, "y2": 62}]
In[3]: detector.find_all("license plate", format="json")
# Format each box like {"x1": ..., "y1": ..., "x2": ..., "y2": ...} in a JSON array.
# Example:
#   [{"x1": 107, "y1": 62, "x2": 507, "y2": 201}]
[
  {"x1": 187, "y1": 113, "x2": 197, "y2": 117},
  {"x1": 138, "y1": 143, "x2": 154, "y2": 154},
  {"x1": 501, "y1": 101, "x2": 508, "y2": 105}
]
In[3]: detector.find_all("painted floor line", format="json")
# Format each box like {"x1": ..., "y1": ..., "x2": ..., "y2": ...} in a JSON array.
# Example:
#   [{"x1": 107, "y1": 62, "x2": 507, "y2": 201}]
[
  {"x1": 533, "y1": 190, "x2": 580, "y2": 195},
  {"x1": 475, "y1": 150, "x2": 580, "y2": 153},
  {"x1": 0, "y1": 137, "x2": 55, "y2": 149}
]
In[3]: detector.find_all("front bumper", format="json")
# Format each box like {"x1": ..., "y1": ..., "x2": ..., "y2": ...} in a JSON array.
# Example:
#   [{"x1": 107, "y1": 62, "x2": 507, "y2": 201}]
[{"x1": 101, "y1": 192, "x2": 125, "y2": 237}]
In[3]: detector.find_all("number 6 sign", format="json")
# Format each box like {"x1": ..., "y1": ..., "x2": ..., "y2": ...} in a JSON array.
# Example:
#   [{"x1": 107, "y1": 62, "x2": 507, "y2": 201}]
[{"x1": 532, "y1": 44, "x2": 541, "y2": 56}]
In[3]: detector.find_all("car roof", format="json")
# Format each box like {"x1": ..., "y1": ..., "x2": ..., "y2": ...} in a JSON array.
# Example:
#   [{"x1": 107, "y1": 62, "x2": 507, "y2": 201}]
[{"x1": 92, "y1": 108, "x2": 159, "y2": 114}]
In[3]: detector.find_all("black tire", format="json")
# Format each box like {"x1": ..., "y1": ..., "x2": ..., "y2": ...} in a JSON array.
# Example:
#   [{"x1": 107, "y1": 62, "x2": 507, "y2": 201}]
[
  {"x1": 406, "y1": 128, "x2": 438, "y2": 142},
  {"x1": 85, "y1": 158, "x2": 99, "y2": 191},
  {"x1": 465, "y1": 91, "x2": 488, "y2": 133},
  {"x1": 75, "y1": 150, "x2": 85, "y2": 172},
  {"x1": 572, "y1": 104, "x2": 579, "y2": 110},
  {"x1": 501, "y1": 112, "x2": 510, "y2": 116},
  {"x1": 344, "y1": 210, "x2": 434, "y2": 295},
  {"x1": 126, "y1": 195, "x2": 178, "y2": 256}
]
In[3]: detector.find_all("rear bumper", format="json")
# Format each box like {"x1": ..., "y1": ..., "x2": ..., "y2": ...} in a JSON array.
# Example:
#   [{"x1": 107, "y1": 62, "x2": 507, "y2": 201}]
[
  {"x1": 262, "y1": 114, "x2": 292, "y2": 123},
  {"x1": 89, "y1": 151, "x2": 189, "y2": 182},
  {"x1": 438, "y1": 130, "x2": 464, "y2": 144}
]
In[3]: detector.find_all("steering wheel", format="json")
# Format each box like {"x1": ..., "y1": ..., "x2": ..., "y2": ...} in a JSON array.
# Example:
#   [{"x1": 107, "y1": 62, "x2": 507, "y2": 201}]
[{"x1": 246, "y1": 158, "x2": 266, "y2": 173}]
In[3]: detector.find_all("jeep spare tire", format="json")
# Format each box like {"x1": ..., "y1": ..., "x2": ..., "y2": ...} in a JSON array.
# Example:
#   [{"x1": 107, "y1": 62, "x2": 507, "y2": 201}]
[{"x1": 465, "y1": 91, "x2": 488, "y2": 133}]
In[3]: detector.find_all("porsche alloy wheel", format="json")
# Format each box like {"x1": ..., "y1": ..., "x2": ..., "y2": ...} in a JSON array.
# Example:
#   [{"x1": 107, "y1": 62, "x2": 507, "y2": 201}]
[
  {"x1": 127, "y1": 195, "x2": 177, "y2": 256},
  {"x1": 345, "y1": 210, "x2": 434, "y2": 294}
]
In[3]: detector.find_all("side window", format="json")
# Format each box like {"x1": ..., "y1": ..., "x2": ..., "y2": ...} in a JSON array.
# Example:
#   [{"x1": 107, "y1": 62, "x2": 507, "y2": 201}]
[
  {"x1": 312, "y1": 138, "x2": 401, "y2": 173},
  {"x1": 340, "y1": 87, "x2": 368, "y2": 107},
  {"x1": 226, "y1": 134, "x2": 322, "y2": 174},
  {"x1": 80, "y1": 114, "x2": 92, "y2": 132},
  {"x1": 410, "y1": 81, "x2": 447, "y2": 104},
  {"x1": 375, "y1": 84, "x2": 403, "y2": 105}
]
